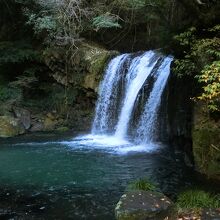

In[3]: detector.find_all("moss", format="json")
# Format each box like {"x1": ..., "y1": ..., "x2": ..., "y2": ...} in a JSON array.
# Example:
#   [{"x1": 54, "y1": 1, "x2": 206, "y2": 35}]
[
  {"x1": 0, "y1": 116, "x2": 25, "y2": 138},
  {"x1": 44, "y1": 41, "x2": 119, "y2": 93},
  {"x1": 192, "y1": 103, "x2": 220, "y2": 180},
  {"x1": 193, "y1": 128, "x2": 220, "y2": 179},
  {"x1": 81, "y1": 42, "x2": 119, "y2": 91},
  {"x1": 56, "y1": 126, "x2": 69, "y2": 132}
]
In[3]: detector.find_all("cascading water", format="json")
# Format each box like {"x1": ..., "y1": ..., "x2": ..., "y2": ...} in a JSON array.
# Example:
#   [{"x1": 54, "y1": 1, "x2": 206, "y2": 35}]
[
  {"x1": 92, "y1": 54, "x2": 129, "y2": 134},
  {"x1": 135, "y1": 56, "x2": 173, "y2": 144},
  {"x1": 75, "y1": 50, "x2": 173, "y2": 153},
  {"x1": 114, "y1": 51, "x2": 159, "y2": 139}
]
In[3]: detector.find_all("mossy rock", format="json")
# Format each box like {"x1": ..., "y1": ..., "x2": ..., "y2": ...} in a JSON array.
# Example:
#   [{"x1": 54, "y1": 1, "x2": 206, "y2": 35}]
[
  {"x1": 43, "y1": 117, "x2": 58, "y2": 131},
  {"x1": 56, "y1": 126, "x2": 69, "y2": 132},
  {"x1": 44, "y1": 41, "x2": 119, "y2": 92},
  {"x1": 80, "y1": 42, "x2": 119, "y2": 91},
  {"x1": 192, "y1": 103, "x2": 220, "y2": 180},
  {"x1": 115, "y1": 190, "x2": 174, "y2": 220},
  {"x1": 0, "y1": 116, "x2": 25, "y2": 138},
  {"x1": 193, "y1": 128, "x2": 220, "y2": 179}
]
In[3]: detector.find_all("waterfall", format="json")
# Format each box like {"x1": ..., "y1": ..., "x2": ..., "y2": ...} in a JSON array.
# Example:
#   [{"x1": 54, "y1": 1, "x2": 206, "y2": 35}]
[
  {"x1": 92, "y1": 54, "x2": 129, "y2": 134},
  {"x1": 114, "y1": 51, "x2": 159, "y2": 139},
  {"x1": 135, "y1": 56, "x2": 173, "y2": 144},
  {"x1": 91, "y1": 51, "x2": 173, "y2": 146}
]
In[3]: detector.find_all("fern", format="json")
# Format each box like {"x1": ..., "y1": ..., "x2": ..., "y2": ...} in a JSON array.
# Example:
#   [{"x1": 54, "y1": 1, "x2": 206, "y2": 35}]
[{"x1": 92, "y1": 13, "x2": 122, "y2": 31}]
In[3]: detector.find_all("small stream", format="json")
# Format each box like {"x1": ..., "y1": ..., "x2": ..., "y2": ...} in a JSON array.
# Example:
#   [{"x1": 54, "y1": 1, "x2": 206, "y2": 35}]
[{"x1": 0, "y1": 132, "x2": 196, "y2": 220}]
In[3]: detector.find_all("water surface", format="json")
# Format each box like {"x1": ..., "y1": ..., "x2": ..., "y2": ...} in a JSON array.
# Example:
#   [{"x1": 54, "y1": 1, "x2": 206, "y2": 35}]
[{"x1": 0, "y1": 133, "x2": 194, "y2": 219}]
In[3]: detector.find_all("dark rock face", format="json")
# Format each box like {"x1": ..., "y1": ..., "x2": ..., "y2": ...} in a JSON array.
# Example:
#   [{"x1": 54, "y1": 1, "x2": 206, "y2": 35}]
[
  {"x1": 167, "y1": 72, "x2": 194, "y2": 164},
  {"x1": 0, "y1": 42, "x2": 118, "y2": 138},
  {"x1": 166, "y1": 70, "x2": 220, "y2": 181},
  {"x1": 115, "y1": 190, "x2": 174, "y2": 220},
  {"x1": 44, "y1": 41, "x2": 119, "y2": 92}
]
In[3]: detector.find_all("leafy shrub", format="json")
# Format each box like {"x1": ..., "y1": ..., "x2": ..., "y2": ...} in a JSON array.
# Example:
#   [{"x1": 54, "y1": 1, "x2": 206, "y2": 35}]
[
  {"x1": 173, "y1": 26, "x2": 220, "y2": 111},
  {"x1": 25, "y1": 13, "x2": 57, "y2": 37},
  {"x1": 196, "y1": 61, "x2": 220, "y2": 111}
]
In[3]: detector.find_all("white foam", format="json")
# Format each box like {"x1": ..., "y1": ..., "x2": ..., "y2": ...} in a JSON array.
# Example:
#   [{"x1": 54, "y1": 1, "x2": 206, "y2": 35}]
[{"x1": 60, "y1": 134, "x2": 161, "y2": 155}]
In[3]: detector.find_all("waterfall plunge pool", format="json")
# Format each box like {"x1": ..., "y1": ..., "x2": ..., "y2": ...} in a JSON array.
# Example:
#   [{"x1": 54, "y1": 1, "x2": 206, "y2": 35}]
[{"x1": 0, "y1": 132, "x2": 197, "y2": 220}]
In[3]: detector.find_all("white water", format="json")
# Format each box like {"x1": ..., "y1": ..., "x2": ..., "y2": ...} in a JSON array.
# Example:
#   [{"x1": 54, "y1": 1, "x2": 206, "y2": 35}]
[
  {"x1": 136, "y1": 56, "x2": 173, "y2": 144},
  {"x1": 61, "y1": 134, "x2": 161, "y2": 155},
  {"x1": 69, "y1": 51, "x2": 172, "y2": 154},
  {"x1": 115, "y1": 51, "x2": 159, "y2": 139},
  {"x1": 92, "y1": 54, "x2": 129, "y2": 134}
]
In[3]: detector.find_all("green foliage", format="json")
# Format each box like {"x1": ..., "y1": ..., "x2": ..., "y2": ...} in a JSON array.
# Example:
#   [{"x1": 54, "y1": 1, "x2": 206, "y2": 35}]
[
  {"x1": 0, "y1": 85, "x2": 22, "y2": 102},
  {"x1": 174, "y1": 27, "x2": 196, "y2": 47},
  {"x1": 127, "y1": 178, "x2": 156, "y2": 191},
  {"x1": 173, "y1": 25, "x2": 220, "y2": 111},
  {"x1": 176, "y1": 189, "x2": 220, "y2": 209},
  {"x1": 29, "y1": 84, "x2": 78, "y2": 113},
  {"x1": 0, "y1": 41, "x2": 40, "y2": 64},
  {"x1": 92, "y1": 13, "x2": 122, "y2": 31},
  {"x1": 173, "y1": 59, "x2": 196, "y2": 77},
  {"x1": 25, "y1": 13, "x2": 57, "y2": 37},
  {"x1": 196, "y1": 61, "x2": 220, "y2": 111}
]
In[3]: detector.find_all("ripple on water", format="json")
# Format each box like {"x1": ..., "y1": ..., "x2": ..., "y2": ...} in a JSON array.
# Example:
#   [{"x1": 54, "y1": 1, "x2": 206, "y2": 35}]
[{"x1": 0, "y1": 134, "x2": 196, "y2": 219}]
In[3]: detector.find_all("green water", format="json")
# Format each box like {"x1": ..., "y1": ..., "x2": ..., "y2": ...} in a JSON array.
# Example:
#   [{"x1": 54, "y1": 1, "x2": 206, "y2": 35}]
[{"x1": 0, "y1": 133, "x2": 195, "y2": 219}]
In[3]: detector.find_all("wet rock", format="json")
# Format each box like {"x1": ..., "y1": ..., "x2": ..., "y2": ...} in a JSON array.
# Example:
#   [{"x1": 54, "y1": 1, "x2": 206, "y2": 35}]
[
  {"x1": 115, "y1": 190, "x2": 174, "y2": 220},
  {"x1": 45, "y1": 41, "x2": 119, "y2": 93},
  {"x1": 13, "y1": 107, "x2": 31, "y2": 130},
  {"x1": 56, "y1": 126, "x2": 69, "y2": 132},
  {"x1": 43, "y1": 117, "x2": 57, "y2": 131},
  {"x1": 0, "y1": 115, "x2": 25, "y2": 137},
  {"x1": 202, "y1": 208, "x2": 220, "y2": 220},
  {"x1": 46, "y1": 112, "x2": 56, "y2": 120},
  {"x1": 30, "y1": 122, "x2": 44, "y2": 132},
  {"x1": 0, "y1": 209, "x2": 16, "y2": 219}
]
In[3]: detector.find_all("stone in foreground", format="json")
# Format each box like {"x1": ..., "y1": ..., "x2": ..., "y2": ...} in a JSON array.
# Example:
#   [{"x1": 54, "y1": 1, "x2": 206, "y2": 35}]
[{"x1": 115, "y1": 190, "x2": 174, "y2": 220}]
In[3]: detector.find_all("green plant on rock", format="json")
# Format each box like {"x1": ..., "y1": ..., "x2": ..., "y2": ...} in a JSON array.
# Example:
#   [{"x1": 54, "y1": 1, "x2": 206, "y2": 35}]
[
  {"x1": 127, "y1": 178, "x2": 156, "y2": 191},
  {"x1": 176, "y1": 189, "x2": 220, "y2": 210}
]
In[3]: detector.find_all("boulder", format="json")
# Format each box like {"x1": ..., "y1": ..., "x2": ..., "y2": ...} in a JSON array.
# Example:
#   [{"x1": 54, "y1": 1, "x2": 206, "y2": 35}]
[
  {"x1": 30, "y1": 122, "x2": 44, "y2": 132},
  {"x1": 43, "y1": 117, "x2": 57, "y2": 131},
  {"x1": 13, "y1": 107, "x2": 31, "y2": 130},
  {"x1": 115, "y1": 190, "x2": 174, "y2": 220},
  {"x1": 202, "y1": 209, "x2": 220, "y2": 220},
  {"x1": 0, "y1": 116, "x2": 25, "y2": 138}
]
